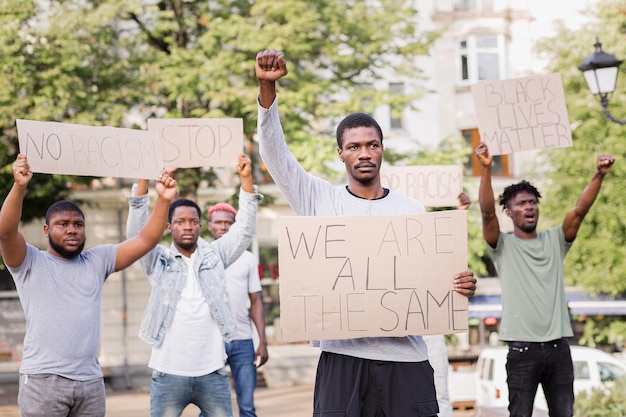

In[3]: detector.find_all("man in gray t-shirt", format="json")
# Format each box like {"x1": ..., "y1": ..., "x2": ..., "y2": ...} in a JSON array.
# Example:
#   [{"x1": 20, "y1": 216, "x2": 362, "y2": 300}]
[
  {"x1": 0, "y1": 154, "x2": 177, "y2": 417},
  {"x1": 255, "y1": 49, "x2": 478, "y2": 417}
]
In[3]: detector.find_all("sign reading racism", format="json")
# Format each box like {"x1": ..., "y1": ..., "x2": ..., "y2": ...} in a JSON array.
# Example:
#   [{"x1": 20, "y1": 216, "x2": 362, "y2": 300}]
[
  {"x1": 16, "y1": 120, "x2": 163, "y2": 179},
  {"x1": 471, "y1": 73, "x2": 573, "y2": 155},
  {"x1": 380, "y1": 165, "x2": 463, "y2": 207},
  {"x1": 278, "y1": 210, "x2": 468, "y2": 342},
  {"x1": 147, "y1": 118, "x2": 244, "y2": 168}
]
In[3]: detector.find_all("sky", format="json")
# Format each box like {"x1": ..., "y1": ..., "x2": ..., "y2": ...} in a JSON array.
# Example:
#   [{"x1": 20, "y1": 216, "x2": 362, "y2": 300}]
[{"x1": 529, "y1": 0, "x2": 594, "y2": 37}]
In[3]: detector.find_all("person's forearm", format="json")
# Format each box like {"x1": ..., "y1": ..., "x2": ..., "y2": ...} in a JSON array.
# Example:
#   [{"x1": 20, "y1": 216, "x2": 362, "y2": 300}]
[
  {"x1": 241, "y1": 174, "x2": 254, "y2": 193},
  {"x1": 574, "y1": 171, "x2": 606, "y2": 216},
  {"x1": 258, "y1": 79, "x2": 276, "y2": 109},
  {"x1": 0, "y1": 183, "x2": 27, "y2": 237},
  {"x1": 135, "y1": 179, "x2": 149, "y2": 196},
  {"x1": 478, "y1": 165, "x2": 496, "y2": 217},
  {"x1": 250, "y1": 301, "x2": 267, "y2": 346},
  {"x1": 137, "y1": 196, "x2": 169, "y2": 245}
]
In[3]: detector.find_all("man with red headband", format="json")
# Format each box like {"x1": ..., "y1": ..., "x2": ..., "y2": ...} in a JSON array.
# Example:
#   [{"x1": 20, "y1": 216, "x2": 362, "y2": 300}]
[{"x1": 205, "y1": 202, "x2": 268, "y2": 417}]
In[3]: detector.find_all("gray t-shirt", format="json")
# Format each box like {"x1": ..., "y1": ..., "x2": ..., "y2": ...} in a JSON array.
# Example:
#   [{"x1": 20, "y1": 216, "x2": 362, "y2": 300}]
[
  {"x1": 258, "y1": 99, "x2": 429, "y2": 362},
  {"x1": 8, "y1": 243, "x2": 117, "y2": 380},
  {"x1": 486, "y1": 226, "x2": 573, "y2": 342}
]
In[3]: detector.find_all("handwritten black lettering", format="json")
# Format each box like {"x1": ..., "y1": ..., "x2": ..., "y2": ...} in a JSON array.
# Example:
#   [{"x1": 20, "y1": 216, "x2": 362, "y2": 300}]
[
  {"x1": 380, "y1": 291, "x2": 400, "y2": 331},
  {"x1": 377, "y1": 222, "x2": 401, "y2": 256},
  {"x1": 284, "y1": 225, "x2": 322, "y2": 259},
  {"x1": 346, "y1": 293, "x2": 367, "y2": 331},
  {"x1": 321, "y1": 294, "x2": 342, "y2": 331},
  {"x1": 405, "y1": 290, "x2": 426, "y2": 330},
  {"x1": 324, "y1": 224, "x2": 347, "y2": 258},
  {"x1": 25, "y1": 132, "x2": 62, "y2": 160},
  {"x1": 332, "y1": 257, "x2": 356, "y2": 291}
]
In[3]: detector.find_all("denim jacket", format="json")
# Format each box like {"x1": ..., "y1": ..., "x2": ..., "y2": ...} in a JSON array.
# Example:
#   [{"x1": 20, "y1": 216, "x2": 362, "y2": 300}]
[{"x1": 126, "y1": 187, "x2": 261, "y2": 347}]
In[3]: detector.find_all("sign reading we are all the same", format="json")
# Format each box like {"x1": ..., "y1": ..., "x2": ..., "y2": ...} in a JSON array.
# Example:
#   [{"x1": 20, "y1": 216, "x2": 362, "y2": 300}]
[{"x1": 278, "y1": 210, "x2": 469, "y2": 342}]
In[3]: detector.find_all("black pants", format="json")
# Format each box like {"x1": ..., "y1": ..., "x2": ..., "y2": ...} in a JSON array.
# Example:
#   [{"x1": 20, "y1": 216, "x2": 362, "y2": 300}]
[{"x1": 313, "y1": 351, "x2": 438, "y2": 417}]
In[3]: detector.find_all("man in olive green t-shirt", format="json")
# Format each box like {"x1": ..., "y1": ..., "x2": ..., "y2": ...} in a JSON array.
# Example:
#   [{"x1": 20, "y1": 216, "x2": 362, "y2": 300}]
[{"x1": 475, "y1": 141, "x2": 614, "y2": 417}]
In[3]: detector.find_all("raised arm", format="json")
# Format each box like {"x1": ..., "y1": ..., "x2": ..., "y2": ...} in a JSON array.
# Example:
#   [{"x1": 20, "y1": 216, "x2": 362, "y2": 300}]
[
  {"x1": 0, "y1": 154, "x2": 31, "y2": 267},
  {"x1": 562, "y1": 154, "x2": 615, "y2": 242},
  {"x1": 116, "y1": 171, "x2": 177, "y2": 271},
  {"x1": 256, "y1": 49, "x2": 288, "y2": 109},
  {"x1": 475, "y1": 141, "x2": 500, "y2": 248}
]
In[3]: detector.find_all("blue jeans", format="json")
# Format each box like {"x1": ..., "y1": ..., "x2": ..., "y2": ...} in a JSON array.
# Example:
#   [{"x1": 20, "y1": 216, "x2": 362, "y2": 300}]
[
  {"x1": 506, "y1": 338, "x2": 574, "y2": 417},
  {"x1": 226, "y1": 339, "x2": 257, "y2": 417},
  {"x1": 18, "y1": 374, "x2": 105, "y2": 417},
  {"x1": 150, "y1": 368, "x2": 233, "y2": 417}
]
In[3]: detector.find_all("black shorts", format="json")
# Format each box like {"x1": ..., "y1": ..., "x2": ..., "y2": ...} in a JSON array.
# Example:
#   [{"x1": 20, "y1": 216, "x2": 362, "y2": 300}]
[{"x1": 312, "y1": 351, "x2": 438, "y2": 417}]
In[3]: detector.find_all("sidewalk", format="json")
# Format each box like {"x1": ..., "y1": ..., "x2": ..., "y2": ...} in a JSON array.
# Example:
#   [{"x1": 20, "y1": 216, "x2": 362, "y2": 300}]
[
  {"x1": 0, "y1": 383, "x2": 315, "y2": 417},
  {"x1": 0, "y1": 383, "x2": 476, "y2": 417}
]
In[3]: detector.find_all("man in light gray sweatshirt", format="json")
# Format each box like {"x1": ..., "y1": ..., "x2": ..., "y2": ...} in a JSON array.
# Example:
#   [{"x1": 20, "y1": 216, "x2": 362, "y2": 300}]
[{"x1": 255, "y1": 49, "x2": 477, "y2": 417}]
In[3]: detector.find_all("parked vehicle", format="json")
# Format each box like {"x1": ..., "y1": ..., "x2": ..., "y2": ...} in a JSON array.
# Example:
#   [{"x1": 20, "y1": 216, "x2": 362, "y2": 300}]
[{"x1": 474, "y1": 345, "x2": 626, "y2": 414}]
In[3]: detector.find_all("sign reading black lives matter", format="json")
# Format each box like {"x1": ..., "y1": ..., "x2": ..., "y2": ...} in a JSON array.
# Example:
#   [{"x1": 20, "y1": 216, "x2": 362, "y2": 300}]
[
  {"x1": 471, "y1": 73, "x2": 573, "y2": 155},
  {"x1": 16, "y1": 120, "x2": 163, "y2": 179},
  {"x1": 278, "y1": 210, "x2": 468, "y2": 342},
  {"x1": 147, "y1": 118, "x2": 244, "y2": 168}
]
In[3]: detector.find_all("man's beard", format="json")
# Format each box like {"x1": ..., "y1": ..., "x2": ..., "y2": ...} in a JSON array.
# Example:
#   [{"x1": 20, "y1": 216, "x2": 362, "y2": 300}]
[
  {"x1": 519, "y1": 223, "x2": 537, "y2": 234},
  {"x1": 175, "y1": 240, "x2": 197, "y2": 252},
  {"x1": 48, "y1": 236, "x2": 85, "y2": 258}
]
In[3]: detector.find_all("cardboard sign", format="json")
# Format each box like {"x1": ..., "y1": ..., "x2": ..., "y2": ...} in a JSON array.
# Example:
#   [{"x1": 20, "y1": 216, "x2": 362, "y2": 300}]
[
  {"x1": 147, "y1": 118, "x2": 244, "y2": 168},
  {"x1": 380, "y1": 165, "x2": 463, "y2": 207},
  {"x1": 471, "y1": 73, "x2": 573, "y2": 155},
  {"x1": 278, "y1": 210, "x2": 468, "y2": 342},
  {"x1": 16, "y1": 119, "x2": 163, "y2": 179}
]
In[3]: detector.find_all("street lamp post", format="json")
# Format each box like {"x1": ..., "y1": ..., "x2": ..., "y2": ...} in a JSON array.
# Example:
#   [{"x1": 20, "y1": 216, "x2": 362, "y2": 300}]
[{"x1": 578, "y1": 39, "x2": 626, "y2": 124}]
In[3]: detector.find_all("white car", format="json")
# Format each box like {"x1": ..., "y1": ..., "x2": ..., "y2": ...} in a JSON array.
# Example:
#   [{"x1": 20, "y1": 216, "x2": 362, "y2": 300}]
[{"x1": 474, "y1": 345, "x2": 626, "y2": 415}]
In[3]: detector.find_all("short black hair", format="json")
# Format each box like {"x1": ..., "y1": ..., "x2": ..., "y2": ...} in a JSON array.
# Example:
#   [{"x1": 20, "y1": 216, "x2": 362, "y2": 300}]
[
  {"x1": 45, "y1": 200, "x2": 84, "y2": 225},
  {"x1": 336, "y1": 113, "x2": 383, "y2": 149},
  {"x1": 499, "y1": 180, "x2": 542, "y2": 209},
  {"x1": 168, "y1": 199, "x2": 201, "y2": 223}
]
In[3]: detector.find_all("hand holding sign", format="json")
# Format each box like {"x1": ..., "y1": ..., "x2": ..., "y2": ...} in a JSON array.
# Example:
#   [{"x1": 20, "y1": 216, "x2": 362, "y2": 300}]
[
  {"x1": 155, "y1": 170, "x2": 179, "y2": 202},
  {"x1": 474, "y1": 141, "x2": 493, "y2": 169},
  {"x1": 12, "y1": 154, "x2": 33, "y2": 187}
]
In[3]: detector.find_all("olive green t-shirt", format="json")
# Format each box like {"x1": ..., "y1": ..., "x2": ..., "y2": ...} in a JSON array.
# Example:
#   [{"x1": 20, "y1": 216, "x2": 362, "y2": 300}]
[{"x1": 486, "y1": 226, "x2": 573, "y2": 342}]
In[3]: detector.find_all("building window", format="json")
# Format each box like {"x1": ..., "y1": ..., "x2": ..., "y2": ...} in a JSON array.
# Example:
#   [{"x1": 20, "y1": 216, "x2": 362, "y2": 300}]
[
  {"x1": 457, "y1": 35, "x2": 504, "y2": 84},
  {"x1": 389, "y1": 82, "x2": 404, "y2": 129},
  {"x1": 463, "y1": 128, "x2": 509, "y2": 176}
]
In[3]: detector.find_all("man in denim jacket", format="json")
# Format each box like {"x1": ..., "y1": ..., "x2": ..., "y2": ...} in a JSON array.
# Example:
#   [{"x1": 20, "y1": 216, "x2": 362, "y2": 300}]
[{"x1": 126, "y1": 153, "x2": 261, "y2": 417}]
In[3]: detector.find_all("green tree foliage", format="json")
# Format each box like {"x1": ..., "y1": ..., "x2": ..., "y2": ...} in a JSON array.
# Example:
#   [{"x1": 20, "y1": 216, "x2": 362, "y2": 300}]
[
  {"x1": 574, "y1": 378, "x2": 626, "y2": 417},
  {"x1": 534, "y1": 0, "x2": 626, "y2": 345},
  {"x1": 110, "y1": 0, "x2": 437, "y2": 185},
  {"x1": 0, "y1": 0, "x2": 151, "y2": 220},
  {"x1": 1, "y1": 0, "x2": 437, "y2": 205}
]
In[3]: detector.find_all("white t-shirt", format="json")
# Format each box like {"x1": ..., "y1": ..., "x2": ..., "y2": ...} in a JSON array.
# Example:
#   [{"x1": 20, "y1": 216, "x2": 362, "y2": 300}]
[
  {"x1": 226, "y1": 250, "x2": 262, "y2": 340},
  {"x1": 149, "y1": 253, "x2": 226, "y2": 376}
]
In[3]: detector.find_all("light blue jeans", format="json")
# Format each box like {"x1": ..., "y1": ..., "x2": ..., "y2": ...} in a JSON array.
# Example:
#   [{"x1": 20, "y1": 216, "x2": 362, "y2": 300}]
[
  {"x1": 18, "y1": 373, "x2": 106, "y2": 417},
  {"x1": 150, "y1": 368, "x2": 233, "y2": 417},
  {"x1": 226, "y1": 339, "x2": 257, "y2": 417}
]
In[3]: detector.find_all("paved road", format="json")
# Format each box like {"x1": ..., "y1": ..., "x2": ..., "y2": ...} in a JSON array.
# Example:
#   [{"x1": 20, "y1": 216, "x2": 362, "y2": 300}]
[{"x1": 0, "y1": 383, "x2": 476, "y2": 417}]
